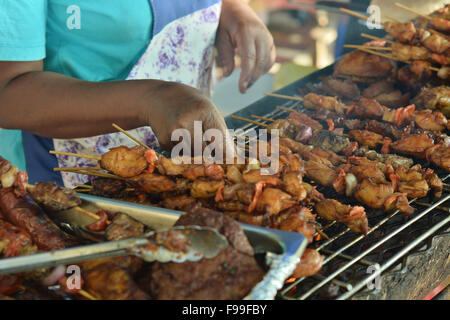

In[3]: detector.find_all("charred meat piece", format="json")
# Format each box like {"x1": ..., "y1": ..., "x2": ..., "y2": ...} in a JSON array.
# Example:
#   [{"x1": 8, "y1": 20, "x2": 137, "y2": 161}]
[
  {"x1": 131, "y1": 173, "x2": 177, "y2": 193},
  {"x1": 81, "y1": 258, "x2": 149, "y2": 300},
  {"x1": 303, "y1": 93, "x2": 347, "y2": 114},
  {"x1": 349, "y1": 130, "x2": 384, "y2": 148},
  {"x1": 314, "y1": 199, "x2": 368, "y2": 234},
  {"x1": 308, "y1": 131, "x2": 350, "y2": 154},
  {"x1": 291, "y1": 248, "x2": 324, "y2": 279},
  {"x1": 90, "y1": 178, "x2": 129, "y2": 198},
  {"x1": 105, "y1": 213, "x2": 144, "y2": 241},
  {"x1": 304, "y1": 160, "x2": 338, "y2": 187},
  {"x1": 100, "y1": 146, "x2": 148, "y2": 178},
  {"x1": 0, "y1": 219, "x2": 37, "y2": 257},
  {"x1": 255, "y1": 187, "x2": 296, "y2": 215},
  {"x1": 190, "y1": 179, "x2": 224, "y2": 199},
  {"x1": 428, "y1": 143, "x2": 450, "y2": 172},
  {"x1": 333, "y1": 50, "x2": 395, "y2": 83},
  {"x1": 390, "y1": 134, "x2": 435, "y2": 158},
  {"x1": 160, "y1": 195, "x2": 198, "y2": 211},
  {"x1": 28, "y1": 182, "x2": 81, "y2": 211},
  {"x1": 384, "y1": 21, "x2": 417, "y2": 43},
  {"x1": 413, "y1": 85, "x2": 450, "y2": 117},
  {"x1": 317, "y1": 77, "x2": 360, "y2": 100},
  {"x1": 414, "y1": 109, "x2": 448, "y2": 132},
  {"x1": 149, "y1": 207, "x2": 265, "y2": 300},
  {"x1": 274, "y1": 206, "x2": 316, "y2": 243},
  {"x1": 362, "y1": 80, "x2": 395, "y2": 99}
]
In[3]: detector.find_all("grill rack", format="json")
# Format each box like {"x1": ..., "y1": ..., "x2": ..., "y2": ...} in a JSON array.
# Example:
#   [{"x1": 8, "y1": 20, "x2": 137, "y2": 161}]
[{"x1": 230, "y1": 97, "x2": 450, "y2": 300}]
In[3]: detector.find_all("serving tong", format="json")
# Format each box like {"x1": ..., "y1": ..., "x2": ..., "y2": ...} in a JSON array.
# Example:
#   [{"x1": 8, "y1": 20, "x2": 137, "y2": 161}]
[{"x1": 0, "y1": 226, "x2": 228, "y2": 275}]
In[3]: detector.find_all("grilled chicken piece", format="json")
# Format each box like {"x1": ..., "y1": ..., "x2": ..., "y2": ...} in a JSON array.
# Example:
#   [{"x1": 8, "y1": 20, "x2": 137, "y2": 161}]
[
  {"x1": 160, "y1": 195, "x2": 198, "y2": 211},
  {"x1": 226, "y1": 165, "x2": 244, "y2": 184},
  {"x1": 131, "y1": 173, "x2": 177, "y2": 193},
  {"x1": 303, "y1": 93, "x2": 347, "y2": 114},
  {"x1": 216, "y1": 201, "x2": 248, "y2": 212},
  {"x1": 317, "y1": 77, "x2": 360, "y2": 100},
  {"x1": 291, "y1": 249, "x2": 324, "y2": 279},
  {"x1": 105, "y1": 213, "x2": 144, "y2": 241},
  {"x1": 428, "y1": 143, "x2": 450, "y2": 172},
  {"x1": 90, "y1": 178, "x2": 130, "y2": 198},
  {"x1": 309, "y1": 131, "x2": 350, "y2": 154},
  {"x1": 350, "y1": 165, "x2": 388, "y2": 184},
  {"x1": 414, "y1": 110, "x2": 448, "y2": 132},
  {"x1": 430, "y1": 17, "x2": 450, "y2": 34},
  {"x1": 0, "y1": 219, "x2": 37, "y2": 258},
  {"x1": 362, "y1": 80, "x2": 395, "y2": 99},
  {"x1": 190, "y1": 178, "x2": 224, "y2": 198},
  {"x1": 351, "y1": 98, "x2": 386, "y2": 119},
  {"x1": 384, "y1": 21, "x2": 417, "y2": 43},
  {"x1": 101, "y1": 146, "x2": 148, "y2": 178},
  {"x1": 304, "y1": 161, "x2": 338, "y2": 187},
  {"x1": 288, "y1": 111, "x2": 323, "y2": 134},
  {"x1": 422, "y1": 33, "x2": 450, "y2": 54},
  {"x1": 81, "y1": 258, "x2": 149, "y2": 300},
  {"x1": 364, "y1": 150, "x2": 414, "y2": 169},
  {"x1": 392, "y1": 43, "x2": 430, "y2": 61},
  {"x1": 282, "y1": 171, "x2": 307, "y2": 199},
  {"x1": 28, "y1": 182, "x2": 81, "y2": 211},
  {"x1": 366, "y1": 120, "x2": 405, "y2": 140},
  {"x1": 314, "y1": 199, "x2": 368, "y2": 234},
  {"x1": 390, "y1": 134, "x2": 434, "y2": 158},
  {"x1": 182, "y1": 164, "x2": 224, "y2": 181},
  {"x1": 275, "y1": 206, "x2": 316, "y2": 243},
  {"x1": 255, "y1": 187, "x2": 296, "y2": 215},
  {"x1": 413, "y1": 85, "x2": 450, "y2": 117},
  {"x1": 422, "y1": 168, "x2": 443, "y2": 198},
  {"x1": 354, "y1": 178, "x2": 394, "y2": 209},
  {"x1": 349, "y1": 130, "x2": 384, "y2": 148},
  {"x1": 397, "y1": 180, "x2": 429, "y2": 198},
  {"x1": 333, "y1": 50, "x2": 395, "y2": 83}
]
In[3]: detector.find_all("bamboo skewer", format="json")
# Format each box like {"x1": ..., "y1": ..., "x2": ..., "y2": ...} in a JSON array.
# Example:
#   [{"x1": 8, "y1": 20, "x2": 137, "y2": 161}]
[
  {"x1": 56, "y1": 168, "x2": 126, "y2": 181},
  {"x1": 360, "y1": 33, "x2": 394, "y2": 45},
  {"x1": 54, "y1": 166, "x2": 102, "y2": 172},
  {"x1": 394, "y1": 2, "x2": 432, "y2": 20},
  {"x1": 78, "y1": 289, "x2": 99, "y2": 300},
  {"x1": 344, "y1": 44, "x2": 392, "y2": 51},
  {"x1": 50, "y1": 150, "x2": 101, "y2": 161},
  {"x1": 265, "y1": 92, "x2": 304, "y2": 102},
  {"x1": 339, "y1": 8, "x2": 369, "y2": 21},
  {"x1": 230, "y1": 115, "x2": 268, "y2": 128},
  {"x1": 112, "y1": 123, "x2": 151, "y2": 150}
]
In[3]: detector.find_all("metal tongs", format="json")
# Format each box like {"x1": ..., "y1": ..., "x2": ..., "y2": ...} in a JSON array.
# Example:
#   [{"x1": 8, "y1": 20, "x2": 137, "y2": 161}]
[{"x1": 0, "y1": 226, "x2": 228, "y2": 275}]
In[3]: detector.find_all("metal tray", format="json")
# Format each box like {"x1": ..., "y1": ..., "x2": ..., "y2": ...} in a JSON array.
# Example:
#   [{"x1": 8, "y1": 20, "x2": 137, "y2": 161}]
[{"x1": 40, "y1": 193, "x2": 307, "y2": 300}]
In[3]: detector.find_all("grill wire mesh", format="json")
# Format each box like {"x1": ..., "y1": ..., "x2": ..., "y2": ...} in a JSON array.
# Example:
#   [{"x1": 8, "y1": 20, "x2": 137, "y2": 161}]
[{"x1": 232, "y1": 98, "x2": 450, "y2": 300}]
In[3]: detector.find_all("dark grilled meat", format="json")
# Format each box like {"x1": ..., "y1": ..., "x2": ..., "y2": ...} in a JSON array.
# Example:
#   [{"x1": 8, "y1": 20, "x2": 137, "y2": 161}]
[
  {"x1": 28, "y1": 182, "x2": 81, "y2": 211},
  {"x1": 105, "y1": 213, "x2": 144, "y2": 241},
  {"x1": 149, "y1": 207, "x2": 264, "y2": 300}
]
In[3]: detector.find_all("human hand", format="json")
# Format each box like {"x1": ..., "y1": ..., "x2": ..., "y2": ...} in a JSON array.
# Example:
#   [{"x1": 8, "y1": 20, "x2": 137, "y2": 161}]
[{"x1": 216, "y1": 0, "x2": 276, "y2": 93}]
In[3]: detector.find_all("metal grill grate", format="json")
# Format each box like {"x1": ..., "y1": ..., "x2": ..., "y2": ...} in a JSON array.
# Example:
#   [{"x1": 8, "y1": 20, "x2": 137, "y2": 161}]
[{"x1": 231, "y1": 97, "x2": 450, "y2": 300}]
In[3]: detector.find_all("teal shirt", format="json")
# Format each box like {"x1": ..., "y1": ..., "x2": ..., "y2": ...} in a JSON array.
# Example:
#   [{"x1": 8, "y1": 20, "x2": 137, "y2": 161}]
[{"x1": 0, "y1": 0, "x2": 153, "y2": 165}]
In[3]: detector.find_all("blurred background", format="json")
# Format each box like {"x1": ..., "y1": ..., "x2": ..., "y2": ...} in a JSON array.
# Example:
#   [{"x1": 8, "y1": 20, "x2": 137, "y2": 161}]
[{"x1": 212, "y1": 0, "x2": 448, "y2": 115}]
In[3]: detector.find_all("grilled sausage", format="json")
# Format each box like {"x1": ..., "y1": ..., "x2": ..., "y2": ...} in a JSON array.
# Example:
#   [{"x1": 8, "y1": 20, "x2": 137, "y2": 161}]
[{"x1": 0, "y1": 188, "x2": 77, "y2": 251}]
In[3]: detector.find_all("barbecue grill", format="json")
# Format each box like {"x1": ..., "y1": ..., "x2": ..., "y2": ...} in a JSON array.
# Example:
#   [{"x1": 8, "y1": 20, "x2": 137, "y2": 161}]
[{"x1": 225, "y1": 64, "x2": 450, "y2": 300}]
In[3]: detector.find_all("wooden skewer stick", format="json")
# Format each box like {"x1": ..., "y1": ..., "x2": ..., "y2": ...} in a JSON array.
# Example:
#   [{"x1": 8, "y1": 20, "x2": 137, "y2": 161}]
[
  {"x1": 230, "y1": 115, "x2": 268, "y2": 128},
  {"x1": 252, "y1": 115, "x2": 275, "y2": 122},
  {"x1": 25, "y1": 184, "x2": 105, "y2": 222},
  {"x1": 54, "y1": 167, "x2": 102, "y2": 172},
  {"x1": 394, "y1": 2, "x2": 432, "y2": 20},
  {"x1": 76, "y1": 184, "x2": 93, "y2": 189},
  {"x1": 50, "y1": 150, "x2": 101, "y2": 161},
  {"x1": 276, "y1": 105, "x2": 297, "y2": 112},
  {"x1": 112, "y1": 123, "x2": 151, "y2": 150},
  {"x1": 78, "y1": 289, "x2": 99, "y2": 300},
  {"x1": 344, "y1": 44, "x2": 392, "y2": 51},
  {"x1": 384, "y1": 15, "x2": 401, "y2": 23},
  {"x1": 360, "y1": 33, "x2": 394, "y2": 45},
  {"x1": 265, "y1": 92, "x2": 304, "y2": 102},
  {"x1": 73, "y1": 207, "x2": 101, "y2": 220},
  {"x1": 339, "y1": 8, "x2": 369, "y2": 21},
  {"x1": 56, "y1": 168, "x2": 126, "y2": 181},
  {"x1": 357, "y1": 45, "x2": 440, "y2": 72}
]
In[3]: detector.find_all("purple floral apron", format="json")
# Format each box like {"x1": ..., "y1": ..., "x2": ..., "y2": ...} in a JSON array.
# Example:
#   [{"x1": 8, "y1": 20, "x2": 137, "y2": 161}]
[{"x1": 53, "y1": 2, "x2": 222, "y2": 188}]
